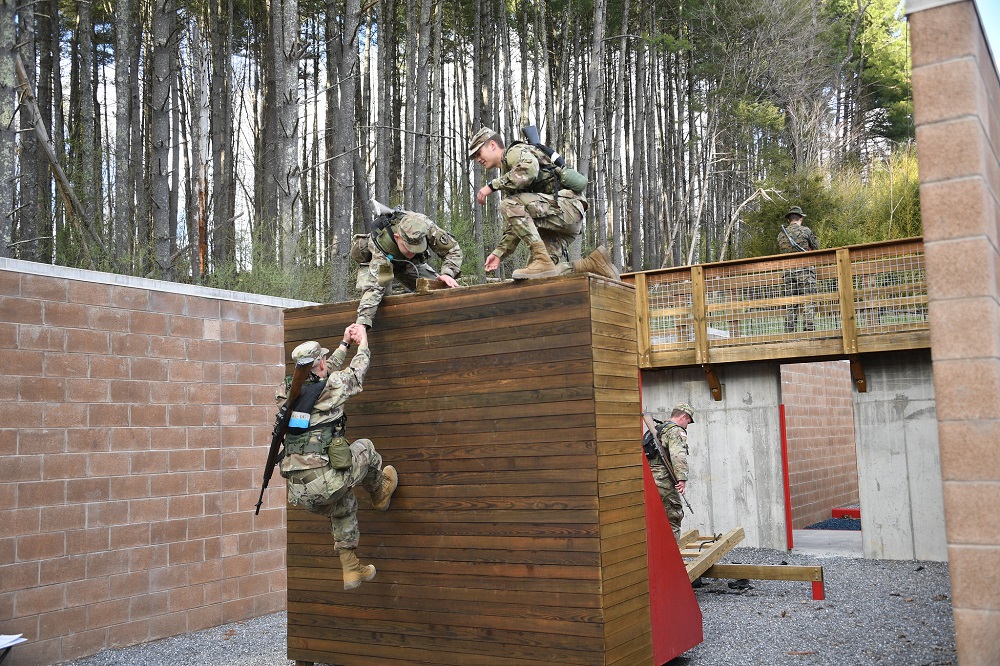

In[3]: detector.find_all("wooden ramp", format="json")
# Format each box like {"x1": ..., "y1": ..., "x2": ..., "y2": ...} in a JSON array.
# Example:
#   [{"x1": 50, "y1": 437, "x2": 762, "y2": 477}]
[
  {"x1": 678, "y1": 529, "x2": 826, "y2": 599},
  {"x1": 678, "y1": 529, "x2": 746, "y2": 582},
  {"x1": 280, "y1": 274, "x2": 702, "y2": 666}
]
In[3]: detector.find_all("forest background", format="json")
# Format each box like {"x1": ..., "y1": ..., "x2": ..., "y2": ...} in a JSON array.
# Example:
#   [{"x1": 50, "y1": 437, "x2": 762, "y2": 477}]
[{"x1": 0, "y1": 0, "x2": 917, "y2": 302}]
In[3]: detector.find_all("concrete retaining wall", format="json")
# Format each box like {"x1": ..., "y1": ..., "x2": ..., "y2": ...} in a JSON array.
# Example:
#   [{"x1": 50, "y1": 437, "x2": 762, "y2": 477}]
[
  {"x1": 641, "y1": 362, "x2": 787, "y2": 550},
  {"x1": 854, "y1": 351, "x2": 946, "y2": 561}
]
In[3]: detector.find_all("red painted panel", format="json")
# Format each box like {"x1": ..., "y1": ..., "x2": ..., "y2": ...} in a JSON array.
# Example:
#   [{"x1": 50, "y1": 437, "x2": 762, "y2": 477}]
[
  {"x1": 831, "y1": 506, "x2": 861, "y2": 519},
  {"x1": 642, "y1": 454, "x2": 704, "y2": 664},
  {"x1": 779, "y1": 404, "x2": 794, "y2": 550}
]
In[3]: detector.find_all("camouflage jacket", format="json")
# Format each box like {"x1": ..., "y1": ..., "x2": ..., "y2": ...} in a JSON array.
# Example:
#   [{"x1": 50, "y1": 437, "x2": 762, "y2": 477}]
[
  {"x1": 275, "y1": 344, "x2": 370, "y2": 473},
  {"x1": 489, "y1": 143, "x2": 562, "y2": 197},
  {"x1": 777, "y1": 224, "x2": 820, "y2": 253},
  {"x1": 656, "y1": 421, "x2": 689, "y2": 481},
  {"x1": 381, "y1": 212, "x2": 463, "y2": 278}
]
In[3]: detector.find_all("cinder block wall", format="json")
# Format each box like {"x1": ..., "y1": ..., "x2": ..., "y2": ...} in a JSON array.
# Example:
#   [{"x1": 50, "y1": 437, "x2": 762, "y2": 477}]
[
  {"x1": 780, "y1": 361, "x2": 859, "y2": 529},
  {"x1": 0, "y1": 258, "x2": 312, "y2": 665},
  {"x1": 909, "y1": 0, "x2": 1000, "y2": 661}
]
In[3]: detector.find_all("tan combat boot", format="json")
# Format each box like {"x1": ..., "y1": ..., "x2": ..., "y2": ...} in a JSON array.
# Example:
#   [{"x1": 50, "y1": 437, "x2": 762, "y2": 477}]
[
  {"x1": 370, "y1": 465, "x2": 398, "y2": 511},
  {"x1": 512, "y1": 241, "x2": 563, "y2": 280},
  {"x1": 572, "y1": 245, "x2": 620, "y2": 280},
  {"x1": 339, "y1": 549, "x2": 376, "y2": 590}
]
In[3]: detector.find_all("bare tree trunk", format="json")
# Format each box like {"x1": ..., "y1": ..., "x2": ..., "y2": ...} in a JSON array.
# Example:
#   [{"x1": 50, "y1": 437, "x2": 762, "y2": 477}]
[
  {"x1": 374, "y1": 0, "x2": 393, "y2": 203},
  {"x1": 210, "y1": 0, "x2": 235, "y2": 268},
  {"x1": 34, "y1": 0, "x2": 53, "y2": 263},
  {"x1": 630, "y1": 21, "x2": 645, "y2": 271},
  {"x1": 0, "y1": 0, "x2": 13, "y2": 257},
  {"x1": 610, "y1": 0, "x2": 630, "y2": 269},
  {"x1": 150, "y1": 0, "x2": 174, "y2": 278},
  {"x1": 113, "y1": 0, "x2": 134, "y2": 271},
  {"x1": 71, "y1": 0, "x2": 98, "y2": 252},
  {"x1": 403, "y1": 0, "x2": 416, "y2": 204},
  {"x1": 328, "y1": 0, "x2": 361, "y2": 301},
  {"x1": 428, "y1": 0, "x2": 442, "y2": 217},
  {"x1": 272, "y1": 0, "x2": 300, "y2": 270},
  {"x1": 185, "y1": 18, "x2": 210, "y2": 281},
  {"x1": 128, "y1": 2, "x2": 143, "y2": 269},
  {"x1": 577, "y1": 0, "x2": 605, "y2": 260},
  {"x1": 16, "y1": 0, "x2": 39, "y2": 261},
  {"x1": 169, "y1": 46, "x2": 181, "y2": 267},
  {"x1": 470, "y1": 0, "x2": 486, "y2": 261},
  {"x1": 411, "y1": 0, "x2": 431, "y2": 212}
]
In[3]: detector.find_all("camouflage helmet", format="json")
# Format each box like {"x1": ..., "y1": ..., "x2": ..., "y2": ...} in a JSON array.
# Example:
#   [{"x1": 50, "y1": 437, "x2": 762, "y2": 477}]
[
  {"x1": 468, "y1": 126, "x2": 497, "y2": 159},
  {"x1": 395, "y1": 213, "x2": 430, "y2": 254},
  {"x1": 785, "y1": 206, "x2": 806, "y2": 219},
  {"x1": 673, "y1": 402, "x2": 695, "y2": 423},
  {"x1": 291, "y1": 341, "x2": 329, "y2": 367}
]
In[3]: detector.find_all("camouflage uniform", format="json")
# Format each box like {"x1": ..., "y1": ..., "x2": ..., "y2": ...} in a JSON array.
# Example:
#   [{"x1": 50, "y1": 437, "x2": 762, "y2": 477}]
[
  {"x1": 354, "y1": 211, "x2": 462, "y2": 328},
  {"x1": 777, "y1": 219, "x2": 820, "y2": 333},
  {"x1": 277, "y1": 342, "x2": 385, "y2": 551},
  {"x1": 488, "y1": 143, "x2": 587, "y2": 266},
  {"x1": 649, "y1": 421, "x2": 689, "y2": 541}
]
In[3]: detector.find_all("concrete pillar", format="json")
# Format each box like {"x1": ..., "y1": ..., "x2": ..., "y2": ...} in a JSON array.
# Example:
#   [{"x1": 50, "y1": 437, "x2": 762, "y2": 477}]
[
  {"x1": 854, "y1": 350, "x2": 947, "y2": 561},
  {"x1": 641, "y1": 362, "x2": 786, "y2": 550}
]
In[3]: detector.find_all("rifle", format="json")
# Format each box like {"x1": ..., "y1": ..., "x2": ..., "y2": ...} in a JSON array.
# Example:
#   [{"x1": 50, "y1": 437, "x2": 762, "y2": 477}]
[
  {"x1": 254, "y1": 357, "x2": 315, "y2": 515},
  {"x1": 641, "y1": 413, "x2": 694, "y2": 514}
]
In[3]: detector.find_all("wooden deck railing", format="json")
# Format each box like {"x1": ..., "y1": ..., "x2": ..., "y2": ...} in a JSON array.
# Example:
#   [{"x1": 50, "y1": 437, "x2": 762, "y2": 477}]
[{"x1": 621, "y1": 238, "x2": 929, "y2": 375}]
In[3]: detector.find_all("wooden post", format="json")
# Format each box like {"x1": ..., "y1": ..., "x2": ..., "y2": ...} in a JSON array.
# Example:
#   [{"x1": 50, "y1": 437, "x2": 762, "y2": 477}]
[
  {"x1": 691, "y1": 266, "x2": 709, "y2": 365},
  {"x1": 634, "y1": 272, "x2": 652, "y2": 368},
  {"x1": 837, "y1": 248, "x2": 858, "y2": 355}
]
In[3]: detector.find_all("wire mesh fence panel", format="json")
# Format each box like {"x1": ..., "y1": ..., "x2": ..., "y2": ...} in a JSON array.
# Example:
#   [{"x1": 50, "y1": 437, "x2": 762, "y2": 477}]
[
  {"x1": 633, "y1": 239, "x2": 929, "y2": 365},
  {"x1": 851, "y1": 243, "x2": 928, "y2": 335},
  {"x1": 647, "y1": 272, "x2": 695, "y2": 353},
  {"x1": 703, "y1": 255, "x2": 843, "y2": 349}
]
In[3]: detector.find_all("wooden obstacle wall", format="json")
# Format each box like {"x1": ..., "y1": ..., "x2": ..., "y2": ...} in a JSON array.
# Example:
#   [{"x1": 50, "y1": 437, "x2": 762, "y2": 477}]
[{"x1": 281, "y1": 274, "x2": 653, "y2": 666}]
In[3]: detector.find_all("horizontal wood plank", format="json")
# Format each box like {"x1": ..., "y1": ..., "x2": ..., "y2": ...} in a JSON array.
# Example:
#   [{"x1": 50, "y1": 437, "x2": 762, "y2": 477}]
[{"x1": 285, "y1": 275, "x2": 651, "y2": 665}]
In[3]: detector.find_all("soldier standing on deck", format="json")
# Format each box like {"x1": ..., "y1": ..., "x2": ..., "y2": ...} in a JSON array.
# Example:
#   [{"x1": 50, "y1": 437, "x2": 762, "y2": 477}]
[
  {"x1": 277, "y1": 325, "x2": 397, "y2": 590},
  {"x1": 777, "y1": 206, "x2": 821, "y2": 333}
]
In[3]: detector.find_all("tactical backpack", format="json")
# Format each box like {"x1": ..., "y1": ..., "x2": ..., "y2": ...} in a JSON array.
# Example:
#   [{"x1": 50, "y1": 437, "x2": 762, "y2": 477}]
[{"x1": 519, "y1": 125, "x2": 588, "y2": 194}]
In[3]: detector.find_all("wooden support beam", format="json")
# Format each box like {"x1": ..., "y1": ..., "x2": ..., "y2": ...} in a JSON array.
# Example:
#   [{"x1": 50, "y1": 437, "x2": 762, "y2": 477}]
[
  {"x1": 849, "y1": 355, "x2": 867, "y2": 393},
  {"x1": 701, "y1": 563, "x2": 826, "y2": 601},
  {"x1": 702, "y1": 564, "x2": 823, "y2": 582},
  {"x1": 702, "y1": 364, "x2": 723, "y2": 401}
]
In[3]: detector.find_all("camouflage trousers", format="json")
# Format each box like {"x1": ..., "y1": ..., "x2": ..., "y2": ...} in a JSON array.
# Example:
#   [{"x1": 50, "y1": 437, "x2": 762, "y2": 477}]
[
  {"x1": 285, "y1": 439, "x2": 383, "y2": 551},
  {"x1": 783, "y1": 267, "x2": 818, "y2": 333},
  {"x1": 650, "y1": 459, "x2": 684, "y2": 542},
  {"x1": 500, "y1": 191, "x2": 585, "y2": 264}
]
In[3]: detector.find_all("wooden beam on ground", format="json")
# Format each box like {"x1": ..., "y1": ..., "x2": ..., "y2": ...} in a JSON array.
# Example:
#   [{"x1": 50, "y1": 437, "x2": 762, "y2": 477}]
[{"x1": 701, "y1": 563, "x2": 826, "y2": 601}]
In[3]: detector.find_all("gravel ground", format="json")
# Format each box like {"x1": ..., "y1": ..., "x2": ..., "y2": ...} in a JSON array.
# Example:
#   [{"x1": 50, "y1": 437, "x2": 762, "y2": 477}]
[
  {"x1": 804, "y1": 517, "x2": 862, "y2": 530},
  {"x1": 66, "y1": 547, "x2": 955, "y2": 666}
]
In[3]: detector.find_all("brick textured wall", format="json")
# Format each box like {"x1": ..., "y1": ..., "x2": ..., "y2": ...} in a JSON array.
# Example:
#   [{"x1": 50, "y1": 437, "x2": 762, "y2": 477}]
[
  {"x1": 910, "y1": 1, "x2": 1000, "y2": 661},
  {"x1": 780, "y1": 361, "x2": 859, "y2": 529},
  {"x1": 0, "y1": 260, "x2": 311, "y2": 665}
]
